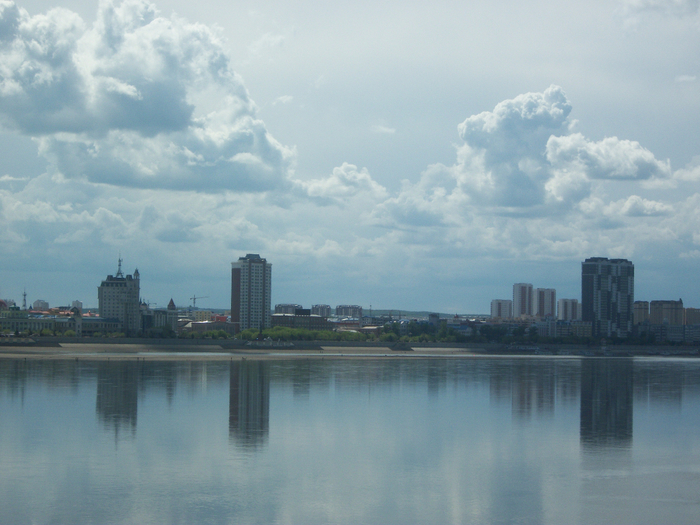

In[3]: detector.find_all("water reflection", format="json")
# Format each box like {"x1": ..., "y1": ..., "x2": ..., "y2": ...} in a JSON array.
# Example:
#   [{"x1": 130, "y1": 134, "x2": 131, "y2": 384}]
[
  {"x1": 580, "y1": 359, "x2": 634, "y2": 449},
  {"x1": 229, "y1": 360, "x2": 270, "y2": 448},
  {"x1": 488, "y1": 360, "x2": 578, "y2": 418},
  {"x1": 96, "y1": 361, "x2": 138, "y2": 437},
  {"x1": 2, "y1": 356, "x2": 700, "y2": 524}
]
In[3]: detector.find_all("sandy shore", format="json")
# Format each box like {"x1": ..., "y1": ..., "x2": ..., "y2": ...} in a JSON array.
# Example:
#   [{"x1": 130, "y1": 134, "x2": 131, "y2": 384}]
[
  {"x1": 0, "y1": 342, "x2": 500, "y2": 361},
  {"x1": 1, "y1": 341, "x2": 698, "y2": 361}
]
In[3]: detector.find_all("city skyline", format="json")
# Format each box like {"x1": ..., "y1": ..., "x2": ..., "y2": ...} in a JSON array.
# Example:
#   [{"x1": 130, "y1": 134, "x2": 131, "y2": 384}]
[
  {"x1": 2, "y1": 254, "x2": 697, "y2": 318},
  {"x1": 1, "y1": 0, "x2": 700, "y2": 312}
]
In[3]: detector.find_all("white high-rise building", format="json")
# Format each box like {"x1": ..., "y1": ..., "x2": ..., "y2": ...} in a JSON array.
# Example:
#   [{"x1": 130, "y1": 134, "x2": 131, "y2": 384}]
[
  {"x1": 557, "y1": 299, "x2": 581, "y2": 321},
  {"x1": 490, "y1": 299, "x2": 513, "y2": 319},
  {"x1": 231, "y1": 254, "x2": 272, "y2": 332},
  {"x1": 513, "y1": 283, "x2": 533, "y2": 318},
  {"x1": 534, "y1": 288, "x2": 556, "y2": 318},
  {"x1": 98, "y1": 258, "x2": 141, "y2": 336}
]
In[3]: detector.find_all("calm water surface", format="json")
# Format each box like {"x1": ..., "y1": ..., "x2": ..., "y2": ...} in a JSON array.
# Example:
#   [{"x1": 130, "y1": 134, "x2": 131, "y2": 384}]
[{"x1": 1, "y1": 356, "x2": 699, "y2": 524}]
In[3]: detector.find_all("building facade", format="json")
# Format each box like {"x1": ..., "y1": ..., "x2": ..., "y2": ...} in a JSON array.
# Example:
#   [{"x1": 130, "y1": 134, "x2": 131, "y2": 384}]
[
  {"x1": 275, "y1": 304, "x2": 302, "y2": 314},
  {"x1": 490, "y1": 299, "x2": 513, "y2": 319},
  {"x1": 633, "y1": 301, "x2": 650, "y2": 325},
  {"x1": 513, "y1": 283, "x2": 534, "y2": 318},
  {"x1": 581, "y1": 257, "x2": 634, "y2": 338},
  {"x1": 98, "y1": 260, "x2": 141, "y2": 336},
  {"x1": 311, "y1": 304, "x2": 332, "y2": 318},
  {"x1": 649, "y1": 299, "x2": 684, "y2": 326},
  {"x1": 686, "y1": 308, "x2": 700, "y2": 326},
  {"x1": 335, "y1": 305, "x2": 363, "y2": 318},
  {"x1": 231, "y1": 254, "x2": 272, "y2": 332},
  {"x1": 534, "y1": 288, "x2": 556, "y2": 318},
  {"x1": 271, "y1": 311, "x2": 333, "y2": 330},
  {"x1": 32, "y1": 299, "x2": 49, "y2": 311},
  {"x1": 557, "y1": 299, "x2": 581, "y2": 321}
]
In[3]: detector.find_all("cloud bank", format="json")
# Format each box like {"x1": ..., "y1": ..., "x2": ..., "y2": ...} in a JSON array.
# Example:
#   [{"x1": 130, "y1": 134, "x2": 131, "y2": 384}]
[
  {"x1": 0, "y1": 0, "x2": 293, "y2": 192},
  {"x1": 1, "y1": 0, "x2": 699, "y2": 311}
]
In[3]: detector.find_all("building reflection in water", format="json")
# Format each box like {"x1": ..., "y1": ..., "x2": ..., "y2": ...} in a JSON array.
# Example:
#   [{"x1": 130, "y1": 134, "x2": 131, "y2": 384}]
[
  {"x1": 229, "y1": 360, "x2": 270, "y2": 448},
  {"x1": 488, "y1": 361, "x2": 560, "y2": 419},
  {"x1": 580, "y1": 359, "x2": 633, "y2": 449},
  {"x1": 96, "y1": 361, "x2": 138, "y2": 438}
]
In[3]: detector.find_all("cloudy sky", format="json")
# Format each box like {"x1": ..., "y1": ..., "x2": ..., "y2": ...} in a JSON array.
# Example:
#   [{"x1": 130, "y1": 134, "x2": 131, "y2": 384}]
[{"x1": 1, "y1": 0, "x2": 699, "y2": 313}]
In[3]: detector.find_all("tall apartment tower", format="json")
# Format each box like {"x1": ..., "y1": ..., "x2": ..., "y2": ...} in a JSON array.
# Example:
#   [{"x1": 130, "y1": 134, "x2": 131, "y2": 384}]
[
  {"x1": 558, "y1": 299, "x2": 581, "y2": 321},
  {"x1": 581, "y1": 257, "x2": 634, "y2": 338},
  {"x1": 534, "y1": 288, "x2": 556, "y2": 318},
  {"x1": 490, "y1": 299, "x2": 513, "y2": 319},
  {"x1": 231, "y1": 254, "x2": 272, "y2": 332},
  {"x1": 98, "y1": 258, "x2": 141, "y2": 336},
  {"x1": 513, "y1": 283, "x2": 534, "y2": 318}
]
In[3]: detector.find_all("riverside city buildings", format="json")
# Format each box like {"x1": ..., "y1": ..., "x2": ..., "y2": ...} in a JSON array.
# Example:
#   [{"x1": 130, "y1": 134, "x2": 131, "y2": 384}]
[
  {"x1": 231, "y1": 254, "x2": 272, "y2": 332},
  {"x1": 335, "y1": 305, "x2": 363, "y2": 318},
  {"x1": 534, "y1": 288, "x2": 556, "y2": 318},
  {"x1": 581, "y1": 257, "x2": 634, "y2": 338},
  {"x1": 557, "y1": 299, "x2": 581, "y2": 321},
  {"x1": 513, "y1": 283, "x2": 534, "y2": 318},
  {"x1": 490, "y1": 299, "x2": 513, "y2": 319},
  {"x1": 311, "y1": 304, "x2": 332, "y2": 318},
  {"x1": 98, "y1": 258, "x2": 141, "y2": 336}
]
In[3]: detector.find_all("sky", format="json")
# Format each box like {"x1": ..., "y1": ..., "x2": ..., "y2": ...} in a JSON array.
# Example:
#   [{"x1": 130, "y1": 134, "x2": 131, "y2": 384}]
[{"x1": 1, "y1": 0, "x2": 699, "y2": 313}]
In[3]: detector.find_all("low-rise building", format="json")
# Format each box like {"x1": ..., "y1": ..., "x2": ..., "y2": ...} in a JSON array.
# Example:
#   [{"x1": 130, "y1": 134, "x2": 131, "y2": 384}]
[
  {"x1": 271, "y1": 310, "x2": 333, "y2": 331},
  {"x1": 275, "y1": 304, "x2": 302, "y2": 314},
  {"x1": 33, "y1": 299, "x2": 49, "y2": 310},
  {"x1": 193, "y1": 310, "x2": 212, "y2": 322}
]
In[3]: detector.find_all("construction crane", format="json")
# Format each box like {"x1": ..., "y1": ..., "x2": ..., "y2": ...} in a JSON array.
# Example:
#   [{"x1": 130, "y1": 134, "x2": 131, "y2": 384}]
[{"x1": 190, "y1": 295, "x2": 209, "y2": 309}]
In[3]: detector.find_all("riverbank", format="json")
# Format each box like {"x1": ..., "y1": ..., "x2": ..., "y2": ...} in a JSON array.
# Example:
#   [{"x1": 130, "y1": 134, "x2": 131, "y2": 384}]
[{"x1": 0, "y1": 338, "x2": 698, "y2": 360}]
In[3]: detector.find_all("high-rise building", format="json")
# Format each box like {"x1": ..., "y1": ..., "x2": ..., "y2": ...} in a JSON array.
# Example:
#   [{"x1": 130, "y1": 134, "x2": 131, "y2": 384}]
[
  {"x1": 490, "y1": 299, "x2": 513, "y2": 319},
  {"x1": 581, "y1": 257, "x2": 634, "y2": 338},
  {"x1": 686, "y1": 308, "x2": 700, "y2": 326},
  {"x1": 311, "y1": 304, "x2": 331, "y2": 318},
  {"x1": 557, "y1": 299, "x2": 581, "y2": 321},
  {"x1": 633, "y1": 301, "x2": 649, "y2": 325},
  {"x1": 231, "y1": 254, "x2": 272, "y2": 332},
  {"x1": 335, "y1": 305, "x2": 363, "y2": 318},
  {"x1": 534, "y1": 288, "x2": 556, "y2": 318},
  {"x1": 513, "y1": 283, "x2": 533, "y2": 318},
  {"x1": 650, "y1": 299, "x2": 684, "y2": 326},
  {"x1": 98, "y1": 258, "x2": 141, "y2": 336}
]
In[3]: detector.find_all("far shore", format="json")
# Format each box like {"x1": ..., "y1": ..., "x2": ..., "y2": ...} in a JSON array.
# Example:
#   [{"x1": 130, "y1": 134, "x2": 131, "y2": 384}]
[{"x1": 0, "y1": 337, "x2": 698, "y2": 361}]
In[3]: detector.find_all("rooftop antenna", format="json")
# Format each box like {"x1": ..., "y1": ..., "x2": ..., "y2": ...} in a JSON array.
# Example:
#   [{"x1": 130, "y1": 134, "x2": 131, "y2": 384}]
[
  {"x1": 116, "y1": 253, "x2": 124, "y2": 278},
  {"x1": 22, "y1": 288, "x2": 27, "y2": 310}
]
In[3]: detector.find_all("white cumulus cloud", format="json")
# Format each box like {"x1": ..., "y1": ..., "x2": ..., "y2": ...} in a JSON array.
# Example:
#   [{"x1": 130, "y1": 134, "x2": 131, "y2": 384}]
[{"x1": 0, "y1": 0, "x2": 294, "y2": 192}]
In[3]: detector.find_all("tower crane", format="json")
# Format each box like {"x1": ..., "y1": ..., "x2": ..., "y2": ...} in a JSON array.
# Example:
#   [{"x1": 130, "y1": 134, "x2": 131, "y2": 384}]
[{"x1": 190, "y1": 295, "x2": 209, "y2": 309}]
